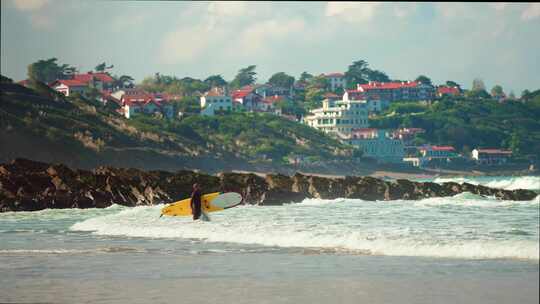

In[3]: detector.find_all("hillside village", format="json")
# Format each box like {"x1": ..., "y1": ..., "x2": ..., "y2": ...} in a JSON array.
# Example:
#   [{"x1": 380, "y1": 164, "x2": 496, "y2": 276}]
[{"x1": 10, "y1": 58, "x2": 540, "y2": 172}]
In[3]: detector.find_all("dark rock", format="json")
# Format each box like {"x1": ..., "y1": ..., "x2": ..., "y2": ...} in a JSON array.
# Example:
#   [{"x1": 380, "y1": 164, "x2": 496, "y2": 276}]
[{"x1": 0, "y1": 158, "x2": 537, "y2": 212}]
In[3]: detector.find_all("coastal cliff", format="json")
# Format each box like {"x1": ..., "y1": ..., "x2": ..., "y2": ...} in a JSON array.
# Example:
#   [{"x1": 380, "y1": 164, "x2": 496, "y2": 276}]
[{"x1": 0, "y1": 158, "x2": 537, "y2": 212}]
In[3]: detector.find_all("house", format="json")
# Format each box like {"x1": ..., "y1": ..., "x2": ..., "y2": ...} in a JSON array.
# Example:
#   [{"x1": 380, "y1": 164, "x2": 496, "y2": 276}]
[
  {"x1": 251, "y1": 84, "x2": 293, "y2": 98},
  {"x1": 50, "y1": 79, "x2": 88, "y2": 96},
  {"x1": 323, "y1": 73, "x2": 347, "y2": 91},
  {"x1": 303, "y1": 98, "x2": 369, "y2": 137},
  {"x1": 231, "y1": 88, "x2": 263, "y2": 112},
  {"x1": 355, "y1": 81, "x2": 435, "y2": 102},
  {"x1": 200, "y1": 87, "x2": 232, "y2": 116},
  {"x1": 403, "y1": 145, "x2": 458, "y2": 168},
  {"x1": 472, "y1": 148, "x2": 512, "y2": 165},
  {"x1": 261, "y1": 95, "x2": 284, "y2": 113},
  {"x1": 343, "y1": 128, "x2": 404, "y2": 163},
  {"x1": 436, "y1": 86, "x2": 461, "y2": 98},
  {"x1": 392, "y1": 128, "x2": 426, "y2": 145},
  {"x1": 119, "y1": 90, "x2": 173, "y2": 119},
  {"x1": 71, "y1": 72, "x2": 115, "y2": 91},
  {"x1": 342, "y1": 90, "x2": 389, "y2": 113}
]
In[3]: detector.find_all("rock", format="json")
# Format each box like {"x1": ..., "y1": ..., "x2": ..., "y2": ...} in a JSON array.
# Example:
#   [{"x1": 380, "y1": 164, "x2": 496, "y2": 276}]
[{"x1": 0, "y1": 158, "x2": 537, "y2": 212}]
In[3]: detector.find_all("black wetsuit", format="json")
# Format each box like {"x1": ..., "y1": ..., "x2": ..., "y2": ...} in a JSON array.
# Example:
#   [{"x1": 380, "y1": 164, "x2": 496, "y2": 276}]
[{"x1": 191, "y1": 189, "x2": 202, "y2": 220}]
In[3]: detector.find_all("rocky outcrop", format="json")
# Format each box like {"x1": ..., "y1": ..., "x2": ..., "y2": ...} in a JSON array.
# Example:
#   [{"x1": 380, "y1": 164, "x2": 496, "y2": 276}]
[{"x1": 0, "y1": 158, "x2": 538, "y2": 212}]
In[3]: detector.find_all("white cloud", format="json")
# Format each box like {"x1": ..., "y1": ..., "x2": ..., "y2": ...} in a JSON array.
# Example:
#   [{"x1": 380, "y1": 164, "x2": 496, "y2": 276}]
[
  {"x1": 158, "y1": 24, "x2": 216, "y2": 64},
  {"x1": 11, "y1": 0, "x2": 49, "y2": 11},
  {"x1": 325, "y1": 2, "x2": 381, "y2": 23},
  {"x1": 521, "y1": 3, "x2": 540, "y2": 20},
  {"x1": 236, "y1": 18, "x2": 306, "y2": 54}
]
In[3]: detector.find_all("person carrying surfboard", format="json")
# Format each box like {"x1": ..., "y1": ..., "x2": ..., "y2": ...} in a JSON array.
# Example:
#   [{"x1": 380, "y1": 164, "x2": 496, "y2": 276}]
[{"x1": 190, "y1": 183, "x2": 202, "y2": 220}]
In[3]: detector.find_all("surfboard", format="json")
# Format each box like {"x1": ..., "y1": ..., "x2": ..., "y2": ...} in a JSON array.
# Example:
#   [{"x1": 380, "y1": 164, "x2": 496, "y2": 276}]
[{"x1": 160, "y1": 192, "x2": 242, "y2": 217}]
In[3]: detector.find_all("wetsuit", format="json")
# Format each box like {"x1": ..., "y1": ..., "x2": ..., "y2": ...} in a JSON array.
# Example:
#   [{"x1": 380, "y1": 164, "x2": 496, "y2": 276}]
[{"x1": 191, "y1": 189, "x2": 202, "y2": 220}]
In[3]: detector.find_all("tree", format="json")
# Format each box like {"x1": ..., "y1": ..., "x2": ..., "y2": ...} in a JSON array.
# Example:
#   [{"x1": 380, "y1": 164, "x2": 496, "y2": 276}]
[
  {"x1": 472, "y1": 78, "x2": 486, "y2": 92},
  {"x1": 491, "y1": 85, "x2": 504, "y2": 98},
  {"x1": 344, "y1": 60, "x2": 370, "y2": 87},
  {"x1": 415, "y1": 75, "x2": 432, "y2": 86},
  {"x1": 299, "y1": 72, "x2": 313, "y2": 83},
  {"x1": 115, "y1": 75, "x2": 134, "y2": 89},
  {"x1": 446, "y1": 80, "x2": 461, "y2": 89},
  {"x1": 268, "y1": 72, "x2": 295, "y2": 89},
  {"x1": 95, "y1": 62, "x2": 114, "y2": 73},
  {"x1": 204, "y1": 75, "x2": 227, "y2": 88},
  {"x1": 366, "y1": 69, "x2": 391, "y2": 82},
  {"x1": 231, "y1": 65, "x2": 257, "y2": 89},
  {"x1": 508, "y1": 91, "x2": 516, "y2": 100},
  {"x1": 27, "y1": 58, "x2": 76, "y2": 83}
]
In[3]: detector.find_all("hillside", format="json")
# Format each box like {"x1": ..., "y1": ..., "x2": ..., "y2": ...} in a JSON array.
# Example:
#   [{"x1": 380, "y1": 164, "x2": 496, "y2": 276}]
[
  {"x1": 370, "y1": 97, "x2": 540, "y2": 159},
  {"x1": 0, "y1": 80, "x2": 356, "y2": 174}
]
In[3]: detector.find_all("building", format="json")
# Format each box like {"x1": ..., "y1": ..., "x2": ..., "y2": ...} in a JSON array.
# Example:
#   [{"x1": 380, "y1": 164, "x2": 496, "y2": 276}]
[
  {"x1": 200, "y1": 87, "x2": 232, "y2": 116},
  {"x1": 419, "y1": 145, "x2": 458, "y2": 159},
  {"x1": 403, "y1": 145, "x2": 458, "y2": 168},
  {"x1": 323, "y1": 73, "x2": 347, "y2": 91},
  {"x1": 261, "y1": 95, "x2": 285, "y2": 113},
  {"x1": 50, "y1": 79, "x2": 88, "y2": 96},
  {"x1": 303, "y1": 98, "x2": 369, "y2": 137},
  {"x1": 354, "y1": 81, "x2": 435, "y2": 102},
  {"x1": 436, "y1": 86, "x2": 461, "y2": 98},
  {"x1": 231, "y1": 88, "x2": 263, "y2": 112},
  {"x1": 342, "y1": 90, "x2": 389, "y2": 113},
  {"x1": 472, "y1": 148, "x2": 512, "y2": 165},
  {"x1": 392, "y1": 128, "x2": 426, "y2": 145},
  {"x1": 119, "y1": 90, "x2": 173, "y2": 119},
  {"x1": 344, "y1": 128, "x2": 405, "y2": 163},
  {"x1": 71, "y1": 72, "x2": 115, "y2": 91}
]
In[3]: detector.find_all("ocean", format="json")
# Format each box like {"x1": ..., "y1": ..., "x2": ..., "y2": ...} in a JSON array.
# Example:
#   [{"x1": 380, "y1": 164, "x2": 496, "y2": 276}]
[{"x1": 1, "y1": 176, "x2": 539, "y2": 303}]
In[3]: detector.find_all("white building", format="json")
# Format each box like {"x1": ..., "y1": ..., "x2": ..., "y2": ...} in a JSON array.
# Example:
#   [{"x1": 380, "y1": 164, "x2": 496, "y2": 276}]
[
  {"x1": 323, "y1": 73, "x2": 347, "y2": 92},
  {"x1": 472, "y1": 148, "x2": 512, "y2": 165},
  {"x1": 343, "y1": 129, "x2": 404, "y2": 163},
  {"x1": 303, "y1": 98, "x2": 369, "y2": 137},
  {"x1": 50, "y1": 79, "x2": 87, "y2": 96},
  {"x1": 343, "y1": 90, "x2": 389, "y2": 113},
  {"x1": 200, "y1": 87, "x2": 232, "y2": 116}
]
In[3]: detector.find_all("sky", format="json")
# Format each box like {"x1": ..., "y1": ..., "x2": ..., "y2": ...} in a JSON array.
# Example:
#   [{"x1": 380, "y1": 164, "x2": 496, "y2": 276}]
[{"x1": 1, "y1": 1, "x2": 539, "y2": 94}]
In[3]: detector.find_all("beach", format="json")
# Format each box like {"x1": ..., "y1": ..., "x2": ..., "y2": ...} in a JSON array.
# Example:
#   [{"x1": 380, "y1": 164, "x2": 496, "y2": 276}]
[{"x1": 1, "y1": 175, "x2": 538, "y2": 303}]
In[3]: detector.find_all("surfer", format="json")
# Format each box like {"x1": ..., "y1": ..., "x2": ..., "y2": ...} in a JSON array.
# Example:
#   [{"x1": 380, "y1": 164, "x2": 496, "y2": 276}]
[{"x1": 190, "y1": 183, "x2": 202, "y2": 220}]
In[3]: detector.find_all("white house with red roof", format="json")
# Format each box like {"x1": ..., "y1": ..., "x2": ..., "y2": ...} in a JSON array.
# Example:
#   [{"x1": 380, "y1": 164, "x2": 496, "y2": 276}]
[
  {"x1": 50, "y1": 79, "x2": 88, "y2": 96},
  {"x1": 231, "y1": 88, "x2": 263, "y2": 112},
  {"x1": 472, "y1": 148, "x2": 512, "y2": 165},
  {"x1": 118, "y1": 89, "x2": 173, "y2": 119},
  {"x1": 355, "y1": 81, "x2": 435, "y2": 102},
  {"x1": 342, "y1": 90, "x2": 388, "y2": 113},
  {"x1": 436, "y1": 86, "x2": 461, "y2": 98},
  {"x1": 72, "y1": 72, "x2": 115, "y2": 91},
  {"x1": 323, "y1": 73, "x2": 347, "y2": 91},
  {"x1": 200, "y1": 87, "x2": 233, "y2": 116}
]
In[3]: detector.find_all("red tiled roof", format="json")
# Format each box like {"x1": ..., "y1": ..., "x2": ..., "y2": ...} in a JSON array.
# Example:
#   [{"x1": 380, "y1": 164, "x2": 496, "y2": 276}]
[
  {"x1": 323, "y1": 92, "x2": 339, "y2": 98},
  {"x1": 51, "y1": 79, "x2": 88, "y2": 87},
  {"x1": 420, "y1": 146, "x2": 455, "y2": 152},
  {"x1": 358, "y1": 81, "x2": 420, "y2": 91},
  {"x1": 73, "y1": 72, "x2": 114, "y2": 83},
  {"x1": 437, "y1": 86, "x2": 460, "y2": 95},
  {"x1": 263, "y1": 96, "x2": 283, "y2": 104},
  {"x1": 476, "y1": 149, "x2": 512, "y2": 154},
  {"x1": 232, "y1": 90, "x2": 252, "y2": 100}
]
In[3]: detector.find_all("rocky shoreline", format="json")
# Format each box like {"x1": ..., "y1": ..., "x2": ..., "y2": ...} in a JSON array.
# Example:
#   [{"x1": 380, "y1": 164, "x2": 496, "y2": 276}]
[{"x1": 0, "y1": 158, "x2": 537, "y2": 212}]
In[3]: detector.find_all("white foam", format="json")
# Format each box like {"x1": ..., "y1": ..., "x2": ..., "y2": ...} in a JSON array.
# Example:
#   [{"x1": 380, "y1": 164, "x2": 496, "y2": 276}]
[
  {"x1": 433, "y1": 176, "x2": 540, "y2": 191},
  {"x1": 70, "y1": 200, "x2": 540, "y2": 261}
]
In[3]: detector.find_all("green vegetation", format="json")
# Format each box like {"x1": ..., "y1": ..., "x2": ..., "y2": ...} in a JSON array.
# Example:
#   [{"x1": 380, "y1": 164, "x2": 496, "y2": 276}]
[
  {"x1": 27, "y1": 58, "x2": 76, "y2": 83},
  {"x1": 371, "y1": 97, "x2": 540, "y2": 158}
]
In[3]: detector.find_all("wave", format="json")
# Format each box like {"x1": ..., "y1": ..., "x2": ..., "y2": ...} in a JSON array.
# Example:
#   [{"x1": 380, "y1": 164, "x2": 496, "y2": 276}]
[
  {"x1": 0, "y1": 247, "x2": 143, "y2": 255},
  {"x1": 433, "y1": 176, "x2": 540, "y2": 191},
  {"x1": 70, "y1": 204, "x2": 539, "y2": 261}
]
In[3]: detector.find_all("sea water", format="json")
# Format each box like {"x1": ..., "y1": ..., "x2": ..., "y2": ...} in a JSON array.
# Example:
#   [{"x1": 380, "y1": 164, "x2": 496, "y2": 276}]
[{"x1": 1, "y1": 176, "x2": 539, "y2": 303}]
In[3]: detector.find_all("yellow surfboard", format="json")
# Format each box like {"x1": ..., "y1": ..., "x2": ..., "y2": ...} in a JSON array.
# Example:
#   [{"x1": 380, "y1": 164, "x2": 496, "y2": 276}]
[{"x1": 160, "y1": 192, "x2": 242, "y2": 217}]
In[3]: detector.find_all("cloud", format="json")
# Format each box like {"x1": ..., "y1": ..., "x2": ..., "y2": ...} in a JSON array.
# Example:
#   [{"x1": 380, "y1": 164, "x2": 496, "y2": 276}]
[
  {"x1": 11, "y1": 0, "x2": 49, "y2": 11},
  {"x1": 521, "y1": 3, "x2": 540, "y2": 20},
  {"x1": 236, "y1": 18, "x2": 306, "y2": 55},
  {"x1": 325, "y1": 2, "x2": 381, "y2": 23},
  {"x1": 158, "y1": 24, "x2": 216, "y2": 64}
]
